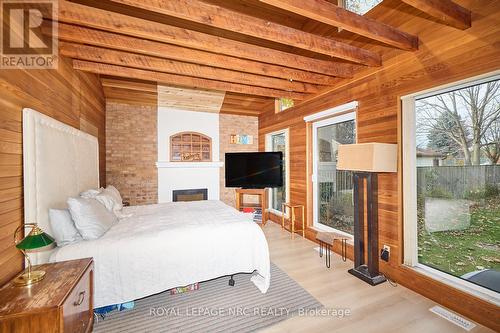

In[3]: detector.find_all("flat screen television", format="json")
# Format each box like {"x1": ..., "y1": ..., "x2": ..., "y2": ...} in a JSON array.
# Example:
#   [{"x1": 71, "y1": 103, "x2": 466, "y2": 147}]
[{"x1": 225, "y1": 152, "x2": 283, "y2": 188}]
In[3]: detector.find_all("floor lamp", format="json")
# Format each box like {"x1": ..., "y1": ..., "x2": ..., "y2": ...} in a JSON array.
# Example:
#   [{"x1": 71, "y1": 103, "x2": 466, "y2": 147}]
[{"x1": 337, "y1": 143, "x2": 398, "y2": 286}]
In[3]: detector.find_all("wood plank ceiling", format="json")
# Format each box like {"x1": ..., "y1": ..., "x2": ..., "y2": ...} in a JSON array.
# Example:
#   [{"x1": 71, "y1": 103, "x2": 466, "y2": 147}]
[
  {"x1": 45, "y1": 0, "x2": 471, "y2": 115},
  {"x1": 158, "y1": 86, "x2": 226, "y2": 113}
]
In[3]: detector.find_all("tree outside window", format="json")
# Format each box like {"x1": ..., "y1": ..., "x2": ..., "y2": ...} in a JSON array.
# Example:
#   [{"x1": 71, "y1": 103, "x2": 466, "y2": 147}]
[{"x1": 416, "y1": 80, "x2": 500, "y2": 165}]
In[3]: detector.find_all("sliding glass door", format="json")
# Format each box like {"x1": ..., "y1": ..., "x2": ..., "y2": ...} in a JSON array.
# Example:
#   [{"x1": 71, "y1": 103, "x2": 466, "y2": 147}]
[{"x1": 312, "y1": 113, "x2": 356, "y2": 235}]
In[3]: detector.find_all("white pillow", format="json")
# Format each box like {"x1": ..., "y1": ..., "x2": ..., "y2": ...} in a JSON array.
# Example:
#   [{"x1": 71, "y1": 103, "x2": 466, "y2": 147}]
[
  {"x1": 106, "y1": 185, "x2": 123, "y2": 204},
  {"x1": 95, "y1": 186, "x2": 123, "y2": 214},
  {"x1": 49, "y1": 209, "x2": 82, "y2": 247},
  {"x1": 67, "y1": 197, "x2": 117, "y2": 240},
  {"x1": 80, "y1": 188, "x2": 102, "y2": 199}
]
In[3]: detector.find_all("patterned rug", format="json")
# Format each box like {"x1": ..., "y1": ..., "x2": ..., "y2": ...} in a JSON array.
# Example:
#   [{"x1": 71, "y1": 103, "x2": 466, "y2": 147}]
[{"x1": 93, "y1": 263, "x2": 322, "y2": 333}]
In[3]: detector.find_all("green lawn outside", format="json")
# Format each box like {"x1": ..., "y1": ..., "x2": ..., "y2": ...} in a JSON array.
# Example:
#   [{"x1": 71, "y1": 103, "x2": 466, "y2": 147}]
[{"x1": 418, "y1": 197, "x2": 500, "y2": 277}]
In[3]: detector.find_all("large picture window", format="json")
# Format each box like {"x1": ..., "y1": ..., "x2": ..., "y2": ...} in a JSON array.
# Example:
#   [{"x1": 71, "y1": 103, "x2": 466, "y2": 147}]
[
  {"x1": 403, "y1": 73, "x2": 500, "y2": 299},
  {"x1": 266, "y1": 129, "x2": 289, "y2": 213}
]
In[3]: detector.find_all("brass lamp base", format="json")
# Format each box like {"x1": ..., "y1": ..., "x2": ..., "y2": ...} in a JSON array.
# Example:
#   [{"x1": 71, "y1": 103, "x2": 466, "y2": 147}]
[{"x1": 13, "y1": 270, "x2": 46, "y2": 286}]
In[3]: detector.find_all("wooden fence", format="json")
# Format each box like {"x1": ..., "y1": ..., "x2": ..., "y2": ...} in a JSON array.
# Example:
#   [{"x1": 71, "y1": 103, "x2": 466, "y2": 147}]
[{"x1": 417, "y1": 165, "x2": 500, "y2": 198}]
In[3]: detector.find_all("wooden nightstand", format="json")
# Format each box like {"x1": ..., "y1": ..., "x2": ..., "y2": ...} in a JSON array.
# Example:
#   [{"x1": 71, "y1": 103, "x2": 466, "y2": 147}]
[
  {"x1": 0, "y1": 258, "x2": 94, "y2": 333},
  {"x1": 235, "y1": 188, "x2": 269, "y2": 225}
]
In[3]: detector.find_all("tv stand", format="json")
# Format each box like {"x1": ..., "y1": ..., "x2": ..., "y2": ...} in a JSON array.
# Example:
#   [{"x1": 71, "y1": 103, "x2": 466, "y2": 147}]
[{"x1": 235, "y1": 188, "x2": 268, "y2": 225}]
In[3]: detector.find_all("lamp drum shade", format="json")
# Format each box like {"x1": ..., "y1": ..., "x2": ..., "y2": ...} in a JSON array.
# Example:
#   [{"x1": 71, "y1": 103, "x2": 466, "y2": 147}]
[{"x1": 337, "y1": 143, "x2": 397, "y2": 173}]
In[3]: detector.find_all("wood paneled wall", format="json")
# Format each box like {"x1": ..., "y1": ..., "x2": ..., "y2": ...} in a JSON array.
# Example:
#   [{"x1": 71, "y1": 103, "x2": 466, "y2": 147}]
[
  {"x1": 0, "y1": 56, "x2": 106, "y2": 287},
  {"x1": 259, "y1": 0, "x2": 500, "y2": 330}
]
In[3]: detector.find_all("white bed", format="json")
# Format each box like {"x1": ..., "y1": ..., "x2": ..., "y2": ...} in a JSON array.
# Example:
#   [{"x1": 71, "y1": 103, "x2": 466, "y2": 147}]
[
  {"x1": 50, "y1": 200, "x2": 270, "y2": 308},
  {"x1": 23, "y1": 109, "x2": 270, "y2": 309}
]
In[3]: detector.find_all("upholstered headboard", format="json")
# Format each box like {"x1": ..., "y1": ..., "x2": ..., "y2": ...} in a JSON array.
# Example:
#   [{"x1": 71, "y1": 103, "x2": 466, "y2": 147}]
[{"x1": 23, "y1": 109, "x2": 99, "y2": 264}]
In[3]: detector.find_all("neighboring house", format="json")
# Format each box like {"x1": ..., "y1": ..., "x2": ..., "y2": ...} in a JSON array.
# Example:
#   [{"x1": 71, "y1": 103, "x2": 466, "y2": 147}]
[{"x1": 416, "y1": 148, "x2": 445, "y2": 167}]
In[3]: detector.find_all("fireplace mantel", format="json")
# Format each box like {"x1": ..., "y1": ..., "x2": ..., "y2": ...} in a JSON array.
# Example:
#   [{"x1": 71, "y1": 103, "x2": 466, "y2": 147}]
[{"x1": 156, "y1": 161, "x2": 224, "y2": 169}]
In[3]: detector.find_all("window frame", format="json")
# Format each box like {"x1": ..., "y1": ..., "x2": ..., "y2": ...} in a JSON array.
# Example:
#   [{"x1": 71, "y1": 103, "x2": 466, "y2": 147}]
[
  {"x1": 401, "y1": 70, "x2": 500, "y2": 304},
  {"x1": 265, "y1": 128, "x2": 290, "y2": 217},
  {"x1": 311, "y1": 111, "x2": 357, "y2": 237},
  {"x1": 275, "y1": 98, "x2": 294, "y2": 113}
]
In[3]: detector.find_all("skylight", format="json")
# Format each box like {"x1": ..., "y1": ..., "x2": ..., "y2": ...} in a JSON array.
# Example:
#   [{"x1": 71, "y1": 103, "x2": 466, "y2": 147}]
[{"x1": 342, "y1": 0, "x2": 383, "y2": 15}]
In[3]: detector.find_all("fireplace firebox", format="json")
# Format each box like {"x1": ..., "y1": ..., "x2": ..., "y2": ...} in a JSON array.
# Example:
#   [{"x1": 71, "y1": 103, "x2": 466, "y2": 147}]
[{"x1": 172, "y1": 189, "x2": 208, "y2": 202}]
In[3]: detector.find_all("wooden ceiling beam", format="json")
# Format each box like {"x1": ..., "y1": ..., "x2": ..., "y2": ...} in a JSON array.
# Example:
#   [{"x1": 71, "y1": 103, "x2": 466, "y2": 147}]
[
  {"x1": 219, "y1": 107, "x2": 262, "y2": 116},
  {"x1": 222, "y1": 95, "x2": 274, "y2": 103},
  {"x1": 105, "y1": 98, "x2": 158, "y2": 106},
  {"x1": 56, "y1": 1, "x2": 354, "y2": 76},
  {"x1": 222, "y1": 100, "x2": 270, "y2": 108},
  {"x1": 221, "y1": 98, "x2": 275, "y2": 109},
  {"x1": 223, "y1": 95, "x2": 271, "y2": 102},
  {"x1": 103, "y1": 87, "x2": 158, "y2": 99},
  {"x1": 101, "y1": 78, "x2": 157, "y2": 93},
  {"x1": 51, "y1": 23, "x2": 347, "y2": 84},
  {"x1": 223, "y1": 96, "x2": 272, "y2": 103},
  {"x1": 401, "y1": 0, "x2": 471, "y2": 30},
  {"x1": 223, "y1": 101, "x2": 271, "y2": 107},
  {"x1": 220, "y1": 112, "x2": 262, "y2": 117},
  {"x1": 109, "y1": 0, "x2": 381, "y2": 66},
  {"x1": 102, "y1": 86, "x2": 158, "y2": 106},
  {"x1": 259, "y1": 0, "x2": 418, "y2": 50},
  {"x1": 60, "y1": 42, "x2": 320, "y2": 93},
  {"x1": 104, "y1": 87, "x2": 157, "y2": 97},
  {"x1": 73, "y1": 60, "x2": 309, "y2": 100}
]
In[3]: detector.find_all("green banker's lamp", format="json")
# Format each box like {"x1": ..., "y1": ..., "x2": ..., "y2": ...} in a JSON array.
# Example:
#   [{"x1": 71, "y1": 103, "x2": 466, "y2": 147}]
[{"x1": 13, "y1": 223, "x2": 55, "y2": 286}]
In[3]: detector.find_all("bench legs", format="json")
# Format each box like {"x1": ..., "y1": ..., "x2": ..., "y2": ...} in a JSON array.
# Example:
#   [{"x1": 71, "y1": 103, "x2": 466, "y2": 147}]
[
  {"x1": 326, "y1": 244, "x2": 331, "y2": 268},
  {"x1": 319, "y1": 238, "x2": 348, "y2": 267},
  {"x1": 341, "y1": 239, "x2": 347, "y2": 262},
  {"x1": 319, "y1": 241, "x2": 331, "y2": 268}
]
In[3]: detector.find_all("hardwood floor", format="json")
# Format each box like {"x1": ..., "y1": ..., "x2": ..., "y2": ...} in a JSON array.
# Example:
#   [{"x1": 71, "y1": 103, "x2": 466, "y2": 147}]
[{"x1": 260, "y1": 222, "x2": 493, "y2": 333}]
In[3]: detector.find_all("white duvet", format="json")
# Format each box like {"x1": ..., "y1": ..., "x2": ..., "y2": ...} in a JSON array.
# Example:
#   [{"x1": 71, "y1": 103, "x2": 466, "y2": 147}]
[{"x1": 50, "y1": 200, "x2": 270, "y2": 308}]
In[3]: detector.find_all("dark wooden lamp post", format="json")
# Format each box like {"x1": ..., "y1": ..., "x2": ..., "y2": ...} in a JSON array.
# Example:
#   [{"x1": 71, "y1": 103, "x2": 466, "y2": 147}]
[{"x1": 337, "y1": 143, "x2": 398, "y2": 286}]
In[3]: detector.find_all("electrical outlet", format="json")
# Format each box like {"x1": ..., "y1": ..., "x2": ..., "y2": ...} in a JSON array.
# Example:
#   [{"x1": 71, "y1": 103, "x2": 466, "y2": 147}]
[{"x1": 381, "y1": 245, "x2": 390, "y2": 262}]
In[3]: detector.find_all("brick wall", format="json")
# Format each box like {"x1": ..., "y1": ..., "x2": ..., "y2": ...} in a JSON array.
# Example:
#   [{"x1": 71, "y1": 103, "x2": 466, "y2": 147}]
[
  {"x1": 219, "y1": 114, "x2": 259, "y2": 207},
  {"x1": 106, "y1": 102, "x2": 158, "y2": 205}
]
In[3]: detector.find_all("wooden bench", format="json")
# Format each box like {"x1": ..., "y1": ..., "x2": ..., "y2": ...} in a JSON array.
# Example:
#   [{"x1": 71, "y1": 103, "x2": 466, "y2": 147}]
[{"x1": 316, "y1": 232, "x2": 349, "y2": 268}]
